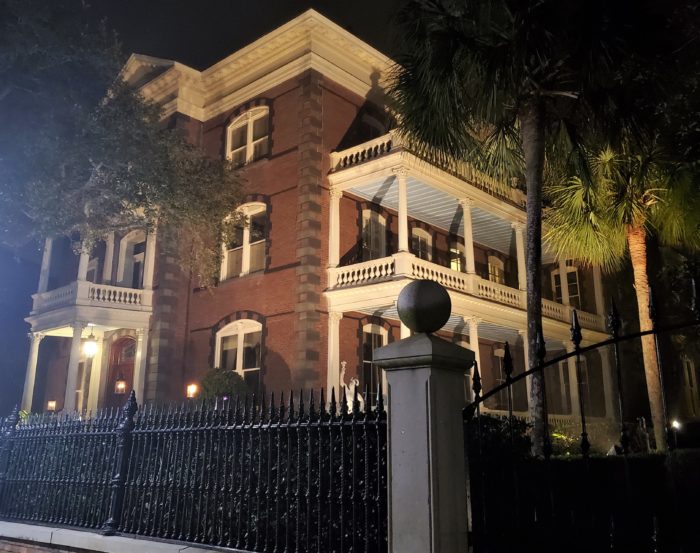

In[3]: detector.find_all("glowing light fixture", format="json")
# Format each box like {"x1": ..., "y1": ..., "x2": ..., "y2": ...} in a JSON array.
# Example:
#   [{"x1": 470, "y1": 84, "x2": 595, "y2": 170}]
[
  {"x1": 114, "y1": 374, "x2": 127, "y2": 395},
  {"x1": 186, "y1": 383, "x2": 199, "y2": 399},
  {"x1": 47, "y1": 400, "x2": 57, "y2": 412},
  {"x1": 671, "y1": 419, "x2": 681, "y2": 430},
  {"x1": 83, "y1": 332, "x2": 98, "y2": 358}
]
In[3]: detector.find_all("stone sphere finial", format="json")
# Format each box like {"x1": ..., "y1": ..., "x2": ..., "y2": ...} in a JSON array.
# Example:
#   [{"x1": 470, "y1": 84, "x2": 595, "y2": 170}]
[{"x1": 397, "y1": 280, "x2": 451, "y2": 334}]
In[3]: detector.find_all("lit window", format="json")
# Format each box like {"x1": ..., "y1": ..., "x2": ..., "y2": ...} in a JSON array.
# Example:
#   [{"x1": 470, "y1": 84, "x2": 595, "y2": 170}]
[
  {"x1": 487, "y1": 255, "x2": 505, "y2": 285},
  {"x1": 361, "y1": 210, "x2": 386, "y2": 261},
  {"x1": 216, "y1": 319, "x2": 263, "y2": 391},
  {"x1": 361, "y1": 324, "x2": 387, "y2": 399},
  {"x1": 221, "y1": 202, "x2": 267, "y2": 281},
  {"x1": 552, "y1": 260, "x2": 581, "y2": 309},
  {"x1": 411, "y1": 228, "x2": 432, "y2": 261},
  {"x1": 226, "y1": 107, "x2": 270, "y2": 166},
  {"x1": 449, "y1": 240, "x2": 464, "y2": 272}
]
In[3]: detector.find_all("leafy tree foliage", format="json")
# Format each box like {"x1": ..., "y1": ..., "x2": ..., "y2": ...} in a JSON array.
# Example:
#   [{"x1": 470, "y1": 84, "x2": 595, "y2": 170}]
[
  {"x1": 0, "y1": 0, "x2": 244, "y2": 283},
  {"x1": 199, "y1": 368, "x2": 250, "y2": 401}
]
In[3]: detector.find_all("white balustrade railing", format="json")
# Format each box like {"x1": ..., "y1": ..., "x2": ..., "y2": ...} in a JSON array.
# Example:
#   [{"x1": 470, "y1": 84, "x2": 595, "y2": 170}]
[
  {"x1": 542, "y1": 298, "x2": 569, "y2": 323},
  {"x1": 32, "y1": 280, "x2": 152, "y2": 314},
  {"x1": 409, "y1": 256, "x2": 471, "y2": 293},
  {"x1": 332, "y1": 257, "x2": 396, "y2": 287},
  {"x1": 575, "y1": 309, "x2": 605, "y2": 332},
  {"x1": 329, "y1": 132, "x2": 402, "y2": 171},
  {"x1": 474, "y1": 277, "x2": 524, "y2": 308}
]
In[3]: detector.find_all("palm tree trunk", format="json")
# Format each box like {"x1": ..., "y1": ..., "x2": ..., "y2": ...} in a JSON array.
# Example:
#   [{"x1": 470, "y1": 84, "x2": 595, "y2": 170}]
[
  {"x1": 520, "y1": 99, "x2": 547, "y2": 457},
  {"x1": 626, "y1": 225, "x2": 667, "y2": 451}
]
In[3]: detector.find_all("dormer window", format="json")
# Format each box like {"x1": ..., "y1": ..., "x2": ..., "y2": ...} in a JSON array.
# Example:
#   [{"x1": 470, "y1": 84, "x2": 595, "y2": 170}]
[{"x1": 226, "y1": 107, "x2": 270, "y2": 166}]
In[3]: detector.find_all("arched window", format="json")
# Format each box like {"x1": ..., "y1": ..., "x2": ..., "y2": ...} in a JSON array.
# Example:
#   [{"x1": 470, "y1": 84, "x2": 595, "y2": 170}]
[
  {"x1": 221, "y1": 202, "x2": 268, "y2": 281},
  {"x1": 411, "y1": 228, "x2": 432, "y2": 261},
  {"x1": 487, "y1": 255, "x2": 505, "y2": 285},
  {"x1": 361, "y1": 324, "x2": 388, "y2": 399},
  {"x1": 552, "y1": 260, "x2": 581, "y2": 309},
  {"x1": 226, "y1": 107, "x2": 270, "y2": 166},
  {"x1": 117, "y1": 230, "x2": 147, "y2": 289},
  {"x1": 361, "y1": 210, "x2": 386, "y2": 261},
  {"x1": 215, "y1": 319, "x2": 263, "y2": 390}
]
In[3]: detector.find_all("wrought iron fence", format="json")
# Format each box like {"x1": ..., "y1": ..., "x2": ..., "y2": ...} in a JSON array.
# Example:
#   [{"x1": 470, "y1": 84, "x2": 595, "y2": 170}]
[
  {"x1": 0, "y1": 388, "x2": 388, "y2": 553},
  {"x1": 463, "y1": 294, "x2": 700, "y2": 553}
]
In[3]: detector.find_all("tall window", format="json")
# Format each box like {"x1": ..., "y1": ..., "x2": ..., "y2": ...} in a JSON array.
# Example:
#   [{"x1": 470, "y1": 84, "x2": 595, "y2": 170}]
[
  {"x1": 411, "y1": 228, "x2": 432, "y2": 261},
  {"x1": 221, "y1": 203, "x2": 267, "y2": 280},
  {"x1": 487, "y1": 255, "x2": 505, "y2": 285},
  {"x1": 226, "y1": 107, "x2": 270, "y2": 166},
  {"x1": 361, "y1": 210, "x2": 386, "y2": 261},
  {"x1": 552, "y1": 260, "x2": 581, "y2": 309},
  {"x1": 493, "y1": 347, "x2": 507, "y2": 409},
  {"x1": 361, "y1": 324, "x2": 387, "y2": 399},
  {"x1": 216, "y1": 319, "x2": 263, "y2": 390},
  {"x1": 117, "y1": 230, "x2": 147, "y2": 289},
  {"x1": 449, "y1": 240, "x2": 464, "y2": 272}
]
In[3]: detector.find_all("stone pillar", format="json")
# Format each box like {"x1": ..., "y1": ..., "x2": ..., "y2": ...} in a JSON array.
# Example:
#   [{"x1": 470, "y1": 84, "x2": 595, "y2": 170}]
[
  {"x1": 559, "y1": 260, "x2": 571, "y2": 305},
  {"x1": 566, "y1": 343, "x2": 580, "y2": 416},
  {"x1": 37, "y1": 237, "x2": 53, "y2": 293},
  {"x1": 599, "y1": 348, "x2": 616, "y2": 419},
  {"x1": 102, "y1": 233, "x2": 115, "y2": 284},
  {"x1": 513, "y1": 222, "x2": 526, "y2": 291},
  {"x1": 467, "y1": 317, "x2": 482, "y2": 372},
  {"x1": 133, "y1": 328, "x2": 149, "y2": 402},
  {"x1": 64, "y1": 323, "x2": 85, "y2": 412},
  {"x1": 459, "y1": 198, "x2": 476, "y2": 274},
  {"x1": 395, "y1": 169, "x2": 409, "y2": 253},
  {"x1": 328, "y1": 188, "x2": 342, "y2": 268},
  {"x1": 374, "y1": 280, "x2": 473, "y2": 553},
  {"x1": 326, "y1": 312, "x2": 343, "y2": 393},
  {"x1": 142, "y1": 230, "x2": 157, "y2": 290},
  {"x1": 86, "y1": 336, "x2": 104, "y2": 412},
  {"x1": 21, "y1": 332, "x2": 44, "y2": 412},
  {"x1": 592, "y1": 265, "x2": 605, "y2": 315},
  {"x1": 77, "y1": 248, "x2": 90, "y2": 282}
]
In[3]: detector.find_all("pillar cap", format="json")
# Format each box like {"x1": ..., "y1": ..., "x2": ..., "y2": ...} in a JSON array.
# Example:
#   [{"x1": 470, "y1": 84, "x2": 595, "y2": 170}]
[
  {"x1": 397, "y1": 280, "x2": 451, "y2": 333},
  {"x1": 373, "y1": 333, "x2": 474, "y2": 372}
]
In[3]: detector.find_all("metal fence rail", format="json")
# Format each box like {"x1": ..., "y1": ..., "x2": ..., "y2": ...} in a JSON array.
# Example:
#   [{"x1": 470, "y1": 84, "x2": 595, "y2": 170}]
[{"x1": 0, "y1": 388, "x2": 388, "y2": 553}]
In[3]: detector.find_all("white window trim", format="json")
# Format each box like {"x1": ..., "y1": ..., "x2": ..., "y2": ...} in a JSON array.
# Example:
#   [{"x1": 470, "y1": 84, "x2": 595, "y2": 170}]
[
  {"x1": 487, "y1": 255, "x2": 505, "y2": 284},
  {"x1": 449, "y1": 240, "x2": 465, "y2": 272},
  {"x1": 226, "y1": 107, "x2": 269, "y2": 165},
  {"x1": 220, "y1": 201, "x2": 267, "y2": 281},
  {"x1": 411, "y1": 228, "x2": 432, "y2": 261},
  {"x1": 116, "y1": 230, "x2": 146, "y2": 288},
  {"x1": 551, "y1": 261, "x2": 581, "y2": 306},
  {"x1": 215, "y1": 319, "x2": 263, "y2": 377},
  {"x1": 361, "y1": 210, "x2": 386, "y2": 260}
]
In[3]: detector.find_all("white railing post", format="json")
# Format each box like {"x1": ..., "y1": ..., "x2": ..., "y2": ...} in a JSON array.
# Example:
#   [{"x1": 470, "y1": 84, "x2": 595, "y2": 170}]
[
  {"x1": 374, "y1": 280, "x2": 473, "y2": 553},
  {"x1": 459, "y1": 198, "x2": 476, "y2": 275}
]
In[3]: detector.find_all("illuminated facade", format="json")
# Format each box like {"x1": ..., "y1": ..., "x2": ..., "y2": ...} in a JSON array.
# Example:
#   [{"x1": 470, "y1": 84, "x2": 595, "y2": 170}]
[{"x1": 21, "y1": 10, "x2": 616, "y2": 427}]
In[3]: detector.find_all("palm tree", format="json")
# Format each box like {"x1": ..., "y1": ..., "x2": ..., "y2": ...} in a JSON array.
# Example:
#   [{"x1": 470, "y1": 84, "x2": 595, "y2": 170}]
[
  {"x1": 545, "y1": 138, "x2": 700, "y2": 451},
  {"x1": 388, "y1": 0, "x2": 652, "y2": 455}
]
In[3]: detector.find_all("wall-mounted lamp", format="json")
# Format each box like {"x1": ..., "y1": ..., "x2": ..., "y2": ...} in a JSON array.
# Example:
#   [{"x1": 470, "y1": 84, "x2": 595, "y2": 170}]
[
  {"x1": 186, "y1": 383, "x2": 199, "y2": 399},
  {"x1": 47, "y1": 400, "x2": 57, "y2": 412},
  {"x1": 114, "y1": 374, "x2": 127, "y2": 395},
  {"x1": 83, "y1": 332, "x2": 98, "y2": 358}
]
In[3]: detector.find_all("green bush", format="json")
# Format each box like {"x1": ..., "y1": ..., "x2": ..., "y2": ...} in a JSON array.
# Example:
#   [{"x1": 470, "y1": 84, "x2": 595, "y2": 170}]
[{"x1": 199, "y1": 368, "x2": 249, "y2": 401}]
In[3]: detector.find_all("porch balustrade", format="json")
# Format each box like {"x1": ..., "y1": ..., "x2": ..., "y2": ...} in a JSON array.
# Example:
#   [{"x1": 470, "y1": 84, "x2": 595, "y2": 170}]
[{"x1": 31, "y1": 280, "x2": 153, "y2": 314}]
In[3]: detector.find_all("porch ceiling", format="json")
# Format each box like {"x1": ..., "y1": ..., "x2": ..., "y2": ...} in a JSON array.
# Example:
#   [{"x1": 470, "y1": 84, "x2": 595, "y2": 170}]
[{"x1": 346, "y1": 176, "x2": 557, "y2": 262}]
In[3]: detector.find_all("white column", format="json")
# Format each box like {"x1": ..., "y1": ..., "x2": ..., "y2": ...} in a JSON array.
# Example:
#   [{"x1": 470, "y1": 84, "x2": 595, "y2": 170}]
[
  {"x1": 133, "y1": 328, "x2": 149, "y2": 402},
  {"x1": 592, "y1": 265, "x2": 605, "y2": 315},
  {"x1": 102, "y1": 233, "x2": 115, "y2": 284},
  {"x1": 64, "y1": 323, "x2": 85, "y2": 412},
  {"x1": 328, "y1": 188, "x2": 342, "y2": 267},
  {"x1": 21, "y1": 333, "x2": 44, "y2": 412},
  {"x1": 467, "y1": 317, "x2": 482, "y2": 372},
  {"x1": 559, "y1": 260, "x2": 571, "y2": 305},
  {"x1": 240, "y1": 223, "x2": 251, "y2": 275},
  {"x1": 142, "y1": 230, "x2": 157, "y2": 290},
  {"x1": 513, "y1": 222, "x2": 526, "y2": 291},
  {"x1": 327, "y1": 312, "x2": 343, "y2": 394},
  {"x1": 77, "y1": 248, "x2": 90, "y2": 281},
  {"x1": 395, "y1": 168, "x2": 409, "y2": 253},
  {"x1": 37, "y1": 238, "x2": 53, "y2": 293},
  {"x1": 459, "y1": 198, "x2": 476, "y2": 274},
  {"x1": 86, "y1": 336, "x2": 104, "y2": 412},
  {"x1": 599, "y1": 348, "x2": 616, "y2": 419},
  {"x1": 566, "y1": 343, "x2": 580, "y2": 416}
]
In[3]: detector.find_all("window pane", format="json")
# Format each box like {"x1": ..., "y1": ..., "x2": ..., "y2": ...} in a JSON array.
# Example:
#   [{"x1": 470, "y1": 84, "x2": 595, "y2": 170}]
[
  {"x1": 449, "y1": 246, "x2": 463, "y2": 272},
  {"x1": 252, "y1": 137, "x2": 269, "y2": 160},
  {"x1": 221, "y1": 335, "x2": 238, "y2": 371},
  {"x1": 243, "y1": 331, "x2": 261, "y2": 370},
  {"x1": 231, "y1": 147, "x2": 246, "y2": 166},
  {"x1": 228, "y1": 227, "x2": 244, "y2": 249},
  {"x1": 227, "y1": 248, "x2": 242, "y2": 277},
  {"x1": 362, "y1": 215, "x2": 385, "y2": 261},
  {"x1": 231, "y1": 124, "x2": 247, "y2": 150},
  {"x1": 252, "y1": 116, "x2": 268, "y2": 140},
  {"x1": 250, "y1": 241, "x2": 265, "y2": 272},
  {"x1": 250, "y1": 212, "x2": 267, "y2": 242}
]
